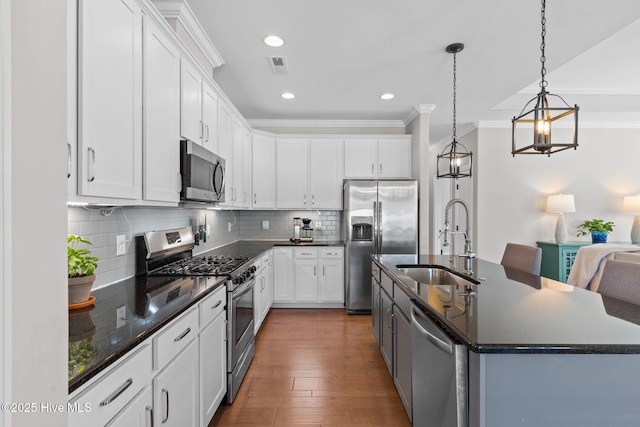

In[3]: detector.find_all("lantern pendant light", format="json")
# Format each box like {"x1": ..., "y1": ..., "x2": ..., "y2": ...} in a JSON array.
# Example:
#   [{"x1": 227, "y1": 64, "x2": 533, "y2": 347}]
[
  {"x1": 511, "y1": 0, "x2": 579, "y2": 156},
  {"x1": 437, "y1": 43, "x2": 472, "y2": 179}
]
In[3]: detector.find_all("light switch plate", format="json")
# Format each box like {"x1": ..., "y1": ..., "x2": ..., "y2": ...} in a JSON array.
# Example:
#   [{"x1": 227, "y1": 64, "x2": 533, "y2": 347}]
[
  {"x1": 116, "y1": 305, "x2": 126, "y2": 328},
  {"x1": 116, "y1": 234, "x2": 126, "y2": 256}
]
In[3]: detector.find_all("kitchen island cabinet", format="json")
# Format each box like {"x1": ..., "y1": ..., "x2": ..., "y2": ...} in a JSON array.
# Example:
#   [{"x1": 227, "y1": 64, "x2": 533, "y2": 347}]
[{"x1": 373, "y1": 254, "x2": 640, "y2": 426}]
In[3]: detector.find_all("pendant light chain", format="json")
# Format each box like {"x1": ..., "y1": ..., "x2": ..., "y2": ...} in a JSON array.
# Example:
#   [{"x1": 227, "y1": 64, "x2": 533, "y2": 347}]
[
  {"x1": 452, "y1": 50, "x2": 457, "y2": 140},
  {"x1": 539, "y1": 0, "x2": 547, "y2": 90}
]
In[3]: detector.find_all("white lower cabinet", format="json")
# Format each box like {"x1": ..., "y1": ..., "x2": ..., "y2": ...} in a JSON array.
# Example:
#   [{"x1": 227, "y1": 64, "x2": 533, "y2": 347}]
[
  {"x1": 273, "y1": 246, "x2": 344, "y2": 307},
  {"x1": 153, "y1": 339, "x2": 199, "y2": 427},
  {"x1": 106, "y1": 386, "x2": 153, "y2": 427},
  {"x1": 69, "y1": 289, "x2": 229, "y2": 427},
  {"x1": 199, "y1": 286, "x2": 227, "y2": 426},
  {"x1": 254, "y1": 250, "x2": 273, "y2": 333},
  {"x1": 68, "y1": 344, "x2": 152, "y2": 427}
]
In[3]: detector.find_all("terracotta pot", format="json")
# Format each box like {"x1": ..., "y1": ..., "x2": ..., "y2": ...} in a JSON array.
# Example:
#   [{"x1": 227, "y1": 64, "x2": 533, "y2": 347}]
[{"x1": 68, "y1": 274, "x2": 96, "y2": 305}]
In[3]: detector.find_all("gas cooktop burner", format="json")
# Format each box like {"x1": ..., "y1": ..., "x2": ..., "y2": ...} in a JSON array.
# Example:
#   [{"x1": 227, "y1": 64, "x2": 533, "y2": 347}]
[{"x1": 152, "y1": 254, "x2": 250, "y2": 276}]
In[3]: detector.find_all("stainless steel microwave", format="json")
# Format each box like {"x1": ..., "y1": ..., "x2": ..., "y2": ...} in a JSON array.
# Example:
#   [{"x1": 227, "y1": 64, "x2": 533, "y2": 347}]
[{"x1": 180, "y1": 140, "x2": 225, "y2": 203}]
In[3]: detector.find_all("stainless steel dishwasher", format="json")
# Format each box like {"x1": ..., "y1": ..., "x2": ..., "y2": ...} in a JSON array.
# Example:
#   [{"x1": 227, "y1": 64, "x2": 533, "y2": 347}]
[{"x1": 410, "y1": 302, "x2": 468, "y2": 427}]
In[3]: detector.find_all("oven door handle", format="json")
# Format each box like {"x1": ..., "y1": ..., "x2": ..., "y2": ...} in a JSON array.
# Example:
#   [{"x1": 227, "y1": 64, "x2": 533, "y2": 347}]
[{"x1": 232, "y1": 278, "x2": 255, "y2": 300}]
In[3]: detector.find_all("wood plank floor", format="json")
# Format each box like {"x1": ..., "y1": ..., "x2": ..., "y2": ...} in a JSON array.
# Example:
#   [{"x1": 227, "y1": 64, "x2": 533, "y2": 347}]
[{"x1": 209, "y1": 309, "x2": 411, "y2": 426}]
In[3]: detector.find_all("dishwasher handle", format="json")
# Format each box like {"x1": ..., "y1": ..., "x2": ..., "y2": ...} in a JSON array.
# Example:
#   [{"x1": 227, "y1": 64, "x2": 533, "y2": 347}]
[{"x1": 410, "y1": 305, "x2": 453, "y2": 355}]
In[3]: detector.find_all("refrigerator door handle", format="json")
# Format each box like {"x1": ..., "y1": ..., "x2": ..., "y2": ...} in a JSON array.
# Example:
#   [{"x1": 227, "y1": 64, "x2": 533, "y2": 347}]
[
  {"x1": 373, "y1": 201, "x2": 378, "y2": 254},
  {"x1": 378, "y1": 201, "x2": 382, "y2": 252}
]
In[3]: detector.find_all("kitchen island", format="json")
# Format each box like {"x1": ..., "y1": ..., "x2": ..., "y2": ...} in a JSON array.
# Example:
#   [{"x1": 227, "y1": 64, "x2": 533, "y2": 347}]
[{"x1": 373, "y1": 254, "x2": 640, "y2": 426}]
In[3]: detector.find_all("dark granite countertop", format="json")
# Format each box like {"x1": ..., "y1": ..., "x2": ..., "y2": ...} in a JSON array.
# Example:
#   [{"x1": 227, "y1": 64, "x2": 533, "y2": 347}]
[
  {"x1": 69, "y1": 239, "x2": 344, "y2": 393},
  {"x1": 373, "y1": 254, "x2": 640, "y2": 354}
]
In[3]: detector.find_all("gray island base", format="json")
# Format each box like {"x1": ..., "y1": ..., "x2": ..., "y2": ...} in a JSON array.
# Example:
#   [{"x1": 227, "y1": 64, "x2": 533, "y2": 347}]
[{"x1": 373, "y1": 254, "x2": 640, "y2": 426}]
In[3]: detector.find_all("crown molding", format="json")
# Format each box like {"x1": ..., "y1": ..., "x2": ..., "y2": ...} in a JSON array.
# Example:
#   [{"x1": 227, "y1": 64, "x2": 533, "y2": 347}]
[
  {"x1": 248, "y1": 119, "x2": 407, "y2": 129},
  {"x1": 403, "y1": 104, "x2": 436, "y2": 126},
  {"x1": 151, "y1": 0, "x2": 224, "y2": 68}
]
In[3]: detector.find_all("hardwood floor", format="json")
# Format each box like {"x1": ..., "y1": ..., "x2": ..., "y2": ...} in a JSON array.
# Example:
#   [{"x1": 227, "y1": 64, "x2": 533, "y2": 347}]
[{"x1": 209, "y1": 309, "x2": 411, "y2": 426}]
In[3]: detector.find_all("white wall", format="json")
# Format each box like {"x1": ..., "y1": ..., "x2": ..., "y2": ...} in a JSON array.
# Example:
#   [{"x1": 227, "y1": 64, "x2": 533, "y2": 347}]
[
  {"x1": 11, "y1": 0, "x2": 68, "y2": 425},
  {"x1": 476, "y1": 125, "x2": 640, "y2": 263}
]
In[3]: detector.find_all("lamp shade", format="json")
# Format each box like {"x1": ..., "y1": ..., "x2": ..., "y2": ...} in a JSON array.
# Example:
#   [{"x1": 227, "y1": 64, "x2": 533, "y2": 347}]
[
  {"x1": 547, "y1": 194, "x2": 576, "y2": 213},
  {"x1": 623, "y1": 195, "x2": 640, "y2": 213}
]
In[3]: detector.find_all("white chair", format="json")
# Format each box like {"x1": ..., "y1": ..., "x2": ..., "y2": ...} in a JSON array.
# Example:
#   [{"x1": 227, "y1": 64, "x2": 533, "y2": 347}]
[
  {"x1": 597, "y1": 260, "x2": 640, "y2": 305},
  {"x1": 500, "y1": 243, "x2": 542, "y2": 276}
]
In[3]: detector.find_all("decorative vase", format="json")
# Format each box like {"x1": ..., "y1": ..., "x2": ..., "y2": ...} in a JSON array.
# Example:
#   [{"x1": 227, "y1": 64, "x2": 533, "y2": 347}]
[
  {"x1": 591, "y1": 231, "x2": 608, "y2": 244},
  {"x1": 68, "y1": 274, "x2": 96, "y2": 305}
]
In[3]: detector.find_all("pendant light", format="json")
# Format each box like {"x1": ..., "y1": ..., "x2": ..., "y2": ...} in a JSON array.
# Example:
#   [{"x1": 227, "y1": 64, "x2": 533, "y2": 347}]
[
  {"x1": 511, "y1": 0, "x2": 579, "y2": 156},
  {"x1": 437, "y1": 43, "x2": 472, "y2": 179}
]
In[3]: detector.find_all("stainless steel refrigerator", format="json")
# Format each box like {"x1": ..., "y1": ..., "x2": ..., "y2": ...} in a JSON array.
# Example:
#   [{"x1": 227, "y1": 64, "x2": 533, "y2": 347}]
[{"x1": 344, "y1": 180, "x2": 418, "y2": 313}]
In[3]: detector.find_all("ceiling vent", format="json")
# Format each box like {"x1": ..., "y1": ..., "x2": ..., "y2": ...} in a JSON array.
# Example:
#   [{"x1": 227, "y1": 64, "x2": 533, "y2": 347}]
[{"x1": 268, "y1": 56, "x2": 289, "y2": 75}]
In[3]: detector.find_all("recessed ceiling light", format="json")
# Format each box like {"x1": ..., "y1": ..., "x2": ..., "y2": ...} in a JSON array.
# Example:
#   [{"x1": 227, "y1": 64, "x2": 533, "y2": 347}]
[
  {"x1": 281, "y1": 92, "x2": 295, "y2": 100},
  {"x1": 380, "y1": 93, "x2": 395, "y2": 100},
  {"x1": 264, "y1": 35, "x2": 284, "y2": 47}
]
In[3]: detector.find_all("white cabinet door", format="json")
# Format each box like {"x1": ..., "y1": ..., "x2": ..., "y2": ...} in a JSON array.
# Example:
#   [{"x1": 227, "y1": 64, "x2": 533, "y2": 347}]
[
  {"x1": 378, "y1": 138, "x2": 411, "y2": 178},
  {"x1": 294, "y1": 259, "x2": 318, "y2": 301},
  {"x1": 252, "y1": 134, "x2": 276, "y2": 209},
  {"x1": 107, "y1": 386, "x2": 152, "y2": 427},
  {"x1": 201, "y1": 82, "x2": 218, "y2": 153},
  {"x1": 309, "y1": 139, "x2": 344, "y2": 209},
  {"x1": 319, "y1": 258, "x2": 344, "y2": 303},
  {"x1": 143, "y1": 16, "x2": 180, "y2": 203},
  {"x1": 217, "y1": 101, "x2": 233, "y2": 206},
  {"x1": 276, "y1": 138, "x2": 309, "y2": 209},
  {"x1": 78, "y1": 0, "x2": 142, "y2": 199},
  {"x1": 260, "y1": 268, "x2": 271, "y2": 321},
  {"x1": 344, "y1": 138, "x2": 376, "y2": 178},
  {"x1": 242, "y1": 127, "x2": 252, "y2": 208},
  {"x1": 231, "y1": 116, "x2": 244, "y2": 207},
  {"x1": 254, "y1": 269, "x2": 263, "y2": 333},
  {"x1": 273, "y1": 247, "x2": 294, "y2": 302},
  {"x1": 153, "y1": 339, "x2": 199, "y2": 427},
  {"x1": 67, "y1": 0, "x2": 78, "y2": 196},
  {"x1": 180, "y1": 59, "x2": 202, "y2": 144},
  {"x1": 199, "y1": 309, "x2": 226, "y2": 426}
]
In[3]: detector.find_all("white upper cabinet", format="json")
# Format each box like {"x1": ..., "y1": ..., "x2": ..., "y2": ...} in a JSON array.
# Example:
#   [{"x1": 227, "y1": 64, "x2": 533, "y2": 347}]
[
  {"x1": 252, "y1": 134, "x2": 276, "y2": 209},
  {"x1": 180, "y1": 59, "x2": 202, "y2": 144},
  {"x1": 180, "y1": 60, "x2": 219, "y2": 153},
  {"x1": 309, "y1": 138, "x2": 344, "y2": 209},
  {"x1": 230, "y1": 116, "x2": 245, "y2": 208},
  {"x1": 143, "y1": 15, "x2": 181, "y2": 203},
  {"x1": 201, "y1": 82, "x2": 219, "y2": 153},
  {"x1": 78, "y1": 0, "x2": 142, "y2": 199},
  {"x1": 344, "y1": 137, "x2": 411, "y2": 179},
  {"x1": 276, "y1": 138, "x2": 309, "y2": 209},
  {"x1": 216, "y1": 100, "x2": 234, "y2": 207},
  {"x1": 241, "y1": 127, "x2": 252, "y2": 208}
]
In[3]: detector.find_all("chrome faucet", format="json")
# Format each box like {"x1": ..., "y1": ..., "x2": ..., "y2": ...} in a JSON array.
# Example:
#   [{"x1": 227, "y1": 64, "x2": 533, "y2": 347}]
[{"x1": 443, "y1": 198, "x2": 476, "y2": 259}]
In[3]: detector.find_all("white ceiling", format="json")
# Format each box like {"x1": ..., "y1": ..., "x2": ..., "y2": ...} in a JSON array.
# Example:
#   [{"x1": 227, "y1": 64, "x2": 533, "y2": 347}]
[{"x1": 185, "y1": 0, "x2": 640, "y2": 142}]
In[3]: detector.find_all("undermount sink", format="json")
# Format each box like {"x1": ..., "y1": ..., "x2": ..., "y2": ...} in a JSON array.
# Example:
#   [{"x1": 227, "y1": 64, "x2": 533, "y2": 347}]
[{"x1": 396, "y1": 265, "x2": 479, "y2": 286}]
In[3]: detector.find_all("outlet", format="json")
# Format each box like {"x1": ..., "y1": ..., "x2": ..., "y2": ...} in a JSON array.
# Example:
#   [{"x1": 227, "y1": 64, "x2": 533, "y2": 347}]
[
  {"x1": 206, "y1": 224, "x2": 211, "y2": 238},
  {"x1": 116, "y1": 305, "x2": 126, "y2": 329},
  {"x1": 116, "y1": 234, "x2": 126, "y2": 256},
  {"x1": 262, "y1": 220, "x2": 269, "y2": 230},
  {"x1": 228, "y1": 222, "x2": 232, "y2": 232},
  {"x1": 316, "y1": 221, "x2": 321, "y2": 228}
]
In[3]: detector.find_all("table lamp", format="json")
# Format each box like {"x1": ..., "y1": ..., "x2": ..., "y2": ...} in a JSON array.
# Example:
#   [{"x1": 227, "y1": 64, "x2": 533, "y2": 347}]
[
  {"x1": 623, "y1": 195, "x2": 640, "y2": 244},
  {"x1": 547, "y1": 194, "x2": 576, "y2": 243}
]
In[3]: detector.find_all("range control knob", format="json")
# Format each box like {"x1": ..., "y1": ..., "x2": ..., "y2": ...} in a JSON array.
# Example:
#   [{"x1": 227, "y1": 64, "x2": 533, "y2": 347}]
[{"x1": 233, "y1": 275, "x2": 245, "y2": 285}]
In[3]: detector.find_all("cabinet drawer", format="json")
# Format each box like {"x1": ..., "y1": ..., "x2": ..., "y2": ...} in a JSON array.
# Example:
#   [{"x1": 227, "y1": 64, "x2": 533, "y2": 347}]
[
  {"x1": 199, "y1": 285, "x2": 226, "y2": 329},
  {"x1": 154, "y1": 307, "x2": 199, "y2": 370},
  {"x1": 393, "y1": 283, "x2": 411, "y2": 318},
  {"x1": 319, "y1": 247, "x2": 343, "y2": 259},
  {"x1": 294, "y1": 248, "x2": 318, "y2": 259},
  {"x1": 69, "y1": 344, "x2": 152, "y2": 427},
  {"x1": 371, "y1": 262, "x2": 381, "y2": 283},
  {"x1": 381, "y1": 271, "x2": 394, "y2": 297}
]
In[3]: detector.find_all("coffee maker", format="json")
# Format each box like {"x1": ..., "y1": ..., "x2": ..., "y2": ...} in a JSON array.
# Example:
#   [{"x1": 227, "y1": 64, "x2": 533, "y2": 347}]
[{"x1": 290, "y1": 217, "x2": 313, "y2": 243}]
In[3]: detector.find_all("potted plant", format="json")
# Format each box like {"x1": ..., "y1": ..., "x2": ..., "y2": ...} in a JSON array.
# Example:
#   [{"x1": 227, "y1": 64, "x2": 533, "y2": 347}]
[
  {"x1": 68, "y1": 235, "x2": 98, "y2": 305},
  {"x1": 576, "y1": 219, "x2": 615, "y2": 244}
]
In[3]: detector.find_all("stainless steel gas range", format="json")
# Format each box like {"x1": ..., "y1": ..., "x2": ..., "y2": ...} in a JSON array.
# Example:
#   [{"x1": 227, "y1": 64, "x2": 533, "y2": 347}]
[{"x1": 136, "y1": 227, "x2": 256, "y2": 404}]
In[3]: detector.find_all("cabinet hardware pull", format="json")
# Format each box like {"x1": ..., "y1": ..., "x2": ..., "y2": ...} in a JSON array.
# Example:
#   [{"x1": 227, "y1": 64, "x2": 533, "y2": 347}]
[
  {"x1": 99, "y1": 378, "x2": 133, "y2": 406},
  {"x1": 312, "y1": 194, "x2": 315, "y2": 206},
  {"x1": 254, "y1": 193, "x2": 257, "y2": 204},
  {"x1": 323, "y1": 266, "x2": 326, "y2": 276},
  {"x1": 314, "y1": 266, "x2": 316, "y2": 276},
  {"x1": 67, "y1": 143, "x2": 71, "y2": 178},
  {"x1": 303, "y1": 194, "x2": 307, "y2": 205},
  {"x1": 326, "y1": 252, "x2": 338, "y2": 255},
  {"x1": 371, "y1": 163, "x2": 374, "y2": 174},
  {"x1": 88, "y1": 147, "x2": 96, "y2": 182},
  {"x1": 212, "y1": 300, "x2": 222, "y2": 309},
  {"x1": 199, "y1": 121, "x2": 203, "y2": 138},
  {"x1": 380, "y1": 163, "x2": 383, "y2": 174},
  {"x1": 386, "y1": 308, "x2": 393, "y2": 329},
  {"x1": 177, "y1": 172, "x2": 182, "y2": 193},
  {"x1": 146, "y1": 405, "x2": 154, "y2": 427},
  {"x1": 205, "y1": 124, "x2": 209, "y2": 142},
  {"x1": 173, "y1": 327, "x2": 191, "y2": 342},
  {"x1": 162, "y1": 388, "x2": 169, "y2": 423}
]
